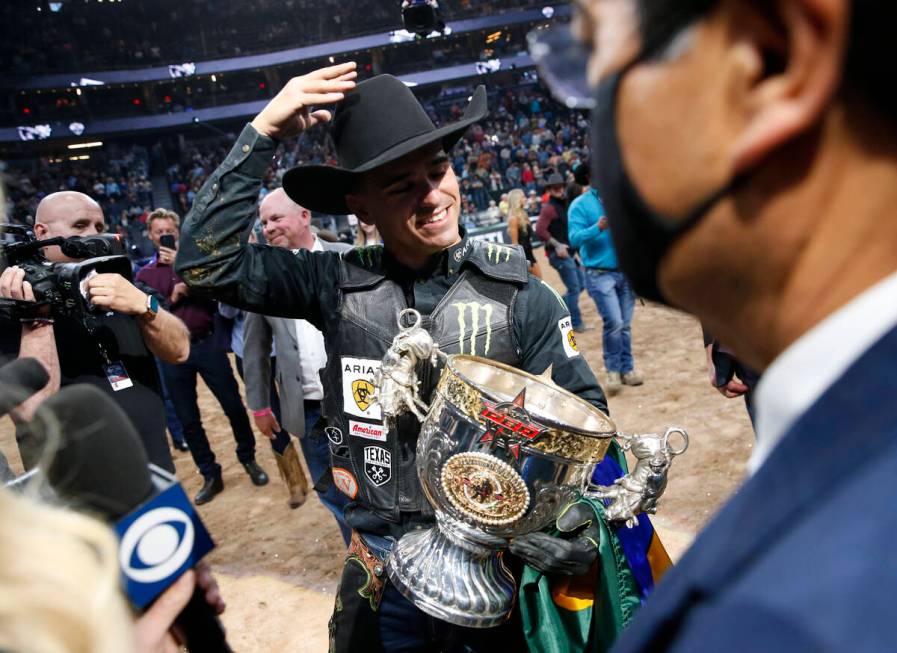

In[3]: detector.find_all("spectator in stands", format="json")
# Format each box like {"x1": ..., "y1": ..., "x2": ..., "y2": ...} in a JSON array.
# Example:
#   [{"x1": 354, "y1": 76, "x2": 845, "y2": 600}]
[
  {"x1": 136, "y1": 208, "x2": 270, "y2": 504},
  {"x1": 0, "y1": 191, "x2": 189, "y2": 472}
]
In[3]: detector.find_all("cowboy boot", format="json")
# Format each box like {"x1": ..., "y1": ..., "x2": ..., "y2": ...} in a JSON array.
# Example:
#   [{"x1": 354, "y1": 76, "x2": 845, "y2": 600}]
[{"x1": 275, "y1": 441, "x2": 311, "y2": 509}]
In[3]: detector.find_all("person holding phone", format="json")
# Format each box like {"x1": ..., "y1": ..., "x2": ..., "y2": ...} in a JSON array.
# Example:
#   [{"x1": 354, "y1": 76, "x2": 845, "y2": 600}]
[{"x1": 137, "y1": 208, "x2": 269, "y2": 504}]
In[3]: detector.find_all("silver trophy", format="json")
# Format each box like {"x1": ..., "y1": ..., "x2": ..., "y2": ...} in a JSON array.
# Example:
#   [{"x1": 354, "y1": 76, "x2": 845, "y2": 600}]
[{"x1": 374, "y1": 309, "x2": 688, "y2": 628}]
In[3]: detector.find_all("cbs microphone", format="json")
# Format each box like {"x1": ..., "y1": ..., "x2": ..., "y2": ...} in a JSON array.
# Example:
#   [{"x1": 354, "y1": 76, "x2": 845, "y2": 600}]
[{"x1": 40, "y1": 384, "x2": 232, "y2": 652}]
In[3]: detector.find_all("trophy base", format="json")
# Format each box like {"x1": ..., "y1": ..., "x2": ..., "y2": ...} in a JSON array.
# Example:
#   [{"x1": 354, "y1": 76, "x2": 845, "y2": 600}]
[{"x1": 386, "y1": 511, "x2": 516, "y2": 628}]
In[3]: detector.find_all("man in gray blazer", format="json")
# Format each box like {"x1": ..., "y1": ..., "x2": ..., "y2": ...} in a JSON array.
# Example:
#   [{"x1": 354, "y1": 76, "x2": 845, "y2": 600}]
[{"x1": 243, "y1": 189, "x2": 352, "y2": 542}]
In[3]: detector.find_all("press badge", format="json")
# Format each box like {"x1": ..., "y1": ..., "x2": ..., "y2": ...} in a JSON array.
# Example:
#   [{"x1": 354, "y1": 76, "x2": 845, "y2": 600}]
[{"x1": 104, "y1": 361, "x2": 134, "y2": 391}]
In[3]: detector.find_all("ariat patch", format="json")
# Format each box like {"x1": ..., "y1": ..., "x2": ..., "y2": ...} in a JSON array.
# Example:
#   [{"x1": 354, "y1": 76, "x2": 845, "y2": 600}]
[
  {"x1": 558, "y1": 317, "x2": 580, "y2": 358},
  {"x1": 363, "y1": 446, "x2": 392, "y2": 487},
  {"x1": 332, "y1": 467, "x2": 358, "y2": 499},
  {"x1": 349, "y1": 420, "x2": 387, "y2": 442},
  {"x1": 341, "y1": 357, "x2": 382, "y2": 420}
]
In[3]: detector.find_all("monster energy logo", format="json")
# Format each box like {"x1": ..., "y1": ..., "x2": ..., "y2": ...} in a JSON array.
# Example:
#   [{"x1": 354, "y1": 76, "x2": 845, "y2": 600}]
[
  {"x1": 454, "y1": 302, "x2": 494, "y2": 355},
  {"x1": 485, "y1": 243, "x2": 513, "y2": 264},
  {"x1": 353, "y1": 245, "x2": 382, "y2": 268}
]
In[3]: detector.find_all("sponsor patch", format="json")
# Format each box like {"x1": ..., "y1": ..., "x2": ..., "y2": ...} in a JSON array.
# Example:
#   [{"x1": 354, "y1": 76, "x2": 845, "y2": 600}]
[
  {"x1": 453, "y1": 301, "x2": 494, "y2": 356},
  {"x1": 332, "y1": 467, "x2": 358, "y2": 499},
  {"x1": 363, "y1": 446, "x2": 392, "y2": 487},
  {"x1": 558, "y1": 317, "x2": 579, "y2": 358},
  {"x1": 341, "y1": 357, "x2": 382, "y2": 420},
  {"x1": 349, "y1": 420, "x2": 387, "y2": 442},
  {"x1": 325, "y1": 426, "x2": 344, "y2": 446}
]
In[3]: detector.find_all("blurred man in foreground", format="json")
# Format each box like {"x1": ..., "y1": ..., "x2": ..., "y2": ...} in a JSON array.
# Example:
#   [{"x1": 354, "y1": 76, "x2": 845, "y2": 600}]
[{"x1": 534, "y1": 0, "x2": 897, "y2": 650}]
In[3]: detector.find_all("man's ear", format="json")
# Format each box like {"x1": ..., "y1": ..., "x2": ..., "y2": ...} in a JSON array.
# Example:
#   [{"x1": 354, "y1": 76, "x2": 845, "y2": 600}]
[
  {"x1": 729, "y1": 0, "x2": 848, "y2": 172},
  {"x1": 33, "y1": 222, "x2": 48, "y2": 239},
  {"x1": 345, "y1": 193, "x2": 374, "y2": 226}
]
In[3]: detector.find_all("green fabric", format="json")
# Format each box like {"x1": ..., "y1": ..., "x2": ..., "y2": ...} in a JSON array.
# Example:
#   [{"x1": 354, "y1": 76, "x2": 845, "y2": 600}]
[{"x1": 520, "y1": 445, "x2": 641, "y2": 653}]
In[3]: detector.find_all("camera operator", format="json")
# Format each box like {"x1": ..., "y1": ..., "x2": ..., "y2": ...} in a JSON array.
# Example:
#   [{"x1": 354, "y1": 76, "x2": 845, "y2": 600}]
[{"x1": 0, "y1": 191, "x2": 190, "y2": 472}]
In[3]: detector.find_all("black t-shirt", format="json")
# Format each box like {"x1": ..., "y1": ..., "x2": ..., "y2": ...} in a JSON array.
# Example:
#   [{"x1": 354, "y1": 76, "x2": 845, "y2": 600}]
[{"x1": 0, "y1": 312, "x2": 174, "y2": 472}]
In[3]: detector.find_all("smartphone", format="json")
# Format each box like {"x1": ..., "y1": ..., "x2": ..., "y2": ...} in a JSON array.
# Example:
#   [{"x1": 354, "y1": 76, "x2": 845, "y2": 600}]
[{"x1": 160, "y1": 234, "x2": 177, "y2": 250}]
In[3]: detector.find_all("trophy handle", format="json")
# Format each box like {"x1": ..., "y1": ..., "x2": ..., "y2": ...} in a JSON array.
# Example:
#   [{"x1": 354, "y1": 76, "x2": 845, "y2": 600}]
[{"x1": 584, "y1": 427, "x2": 689, "y2": 528}]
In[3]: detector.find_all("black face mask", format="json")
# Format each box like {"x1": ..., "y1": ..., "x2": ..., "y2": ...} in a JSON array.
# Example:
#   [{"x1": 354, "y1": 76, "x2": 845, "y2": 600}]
[{"x1": 590, "y1": 60, "x2": 731, "y2": 305}]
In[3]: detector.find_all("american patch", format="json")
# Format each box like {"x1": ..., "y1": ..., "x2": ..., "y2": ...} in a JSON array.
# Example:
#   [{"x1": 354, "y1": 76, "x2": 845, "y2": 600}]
[
  {"x1": 363, "y1": 446, "x2": 392, "y2": 487},
  {"x1": 341, "y1": 357, "x2": 382, "y2": 419},
  {"x1": 349, "y1": 420, "x2": 387, "y2": 442},
  {"x1": 558, "y1": 317, "x2": 579, "y2": 358},
  {"x1": 332, "y1": 467, "x2": 358, "y2": 499}
]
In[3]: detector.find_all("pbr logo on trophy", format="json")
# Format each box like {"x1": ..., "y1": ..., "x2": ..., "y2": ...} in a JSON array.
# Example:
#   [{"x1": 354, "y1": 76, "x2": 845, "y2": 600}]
[{"x1": 373, "y1": 308, "x2": 689, "y2": 627}]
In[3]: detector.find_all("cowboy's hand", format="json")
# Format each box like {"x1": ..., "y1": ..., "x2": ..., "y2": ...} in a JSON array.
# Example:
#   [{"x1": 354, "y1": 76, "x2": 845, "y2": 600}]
[
  {"x1": 509, "y1": 501, "x2": 599, "y2": 576},
  {"x1": 87, "y1": 274, "x2": 146, "y2": 315},
  {"x1": 251, "y1": 62, "x2": 357, "y2": 140},
  {"x1": 554, "y1": 243, "x2": 570, "y2": 259}
]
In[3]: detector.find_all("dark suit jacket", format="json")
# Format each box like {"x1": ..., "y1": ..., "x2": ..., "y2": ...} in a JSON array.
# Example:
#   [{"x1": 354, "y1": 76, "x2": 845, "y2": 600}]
[{"x1": 612, "y1": 324, "x2": 897, "y2": 652}]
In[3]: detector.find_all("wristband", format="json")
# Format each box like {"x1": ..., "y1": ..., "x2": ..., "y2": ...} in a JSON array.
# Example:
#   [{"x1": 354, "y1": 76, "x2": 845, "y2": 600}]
[{"x1": 253, "y1": 407, "x2": 273, "y2": 418}]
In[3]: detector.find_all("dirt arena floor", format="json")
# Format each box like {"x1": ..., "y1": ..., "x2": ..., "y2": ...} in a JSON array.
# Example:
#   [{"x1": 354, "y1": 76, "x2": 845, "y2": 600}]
[{"x1": 0, "y1": 261, "x2": 756, "y2": 651}]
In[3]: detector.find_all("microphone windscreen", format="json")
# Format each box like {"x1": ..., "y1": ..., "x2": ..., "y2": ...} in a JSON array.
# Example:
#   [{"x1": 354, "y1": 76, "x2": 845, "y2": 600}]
[
  {"x1": 0, "y1": 357, "x2": 50, "y2": 415},
  {"x1": 42, "y1": 384, "x2": 154, "y2": 519}
]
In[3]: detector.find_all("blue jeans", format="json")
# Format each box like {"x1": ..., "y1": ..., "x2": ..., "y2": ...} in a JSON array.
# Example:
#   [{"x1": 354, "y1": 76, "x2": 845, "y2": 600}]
[
  {"x1": 548, "y1": 252, "x2": 584, "y2": 328},
  {"x1": 302, "y1": 407, "x2": 352, "y2": 545},
  {"x1": 160, "y1": 337, "x2": 257, "y2": 480},
  {"x1": 155, "y1": 358, "x2": 184, "y2": 445},
  {"x1": 584, "y1": 269, "x2": 635, "y2": 373}
]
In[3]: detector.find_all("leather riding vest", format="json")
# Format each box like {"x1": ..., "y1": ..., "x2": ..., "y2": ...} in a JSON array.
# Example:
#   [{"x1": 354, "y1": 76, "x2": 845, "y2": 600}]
[{"x1": 321, "y1": 240, "x2": 528, "y2": 523}]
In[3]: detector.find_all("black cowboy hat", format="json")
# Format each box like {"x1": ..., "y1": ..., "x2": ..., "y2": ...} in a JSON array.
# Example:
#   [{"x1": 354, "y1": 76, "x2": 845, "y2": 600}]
[{"x1": 283, "y1": 74, "x2": 488, "y2": 215}]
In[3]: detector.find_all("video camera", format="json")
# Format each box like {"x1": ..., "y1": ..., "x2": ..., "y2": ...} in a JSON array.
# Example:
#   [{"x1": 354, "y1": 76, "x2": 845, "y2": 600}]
[
  {"x1": 0, "y1": 224, "x2": 133, "y2": 326},
  {"x1": 402, "y1": 0, "x2": 445, "y2": 37}
]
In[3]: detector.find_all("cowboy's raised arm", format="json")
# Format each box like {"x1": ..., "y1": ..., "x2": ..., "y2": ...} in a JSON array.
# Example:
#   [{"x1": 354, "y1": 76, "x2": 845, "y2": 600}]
[{"x1": 176, "y1": 63, "x2": 357, "y2": 324}]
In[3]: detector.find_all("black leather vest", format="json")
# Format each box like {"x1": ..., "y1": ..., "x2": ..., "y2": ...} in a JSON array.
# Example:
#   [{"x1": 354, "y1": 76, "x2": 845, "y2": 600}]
[{"x1": 321, "y1": 240, "x2": 528, "y2": 522}]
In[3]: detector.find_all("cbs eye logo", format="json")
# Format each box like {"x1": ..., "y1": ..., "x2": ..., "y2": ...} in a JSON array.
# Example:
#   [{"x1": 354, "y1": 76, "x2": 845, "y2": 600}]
[{"x1": 119, "y1": 507, "x2": 194, "y2": 583}]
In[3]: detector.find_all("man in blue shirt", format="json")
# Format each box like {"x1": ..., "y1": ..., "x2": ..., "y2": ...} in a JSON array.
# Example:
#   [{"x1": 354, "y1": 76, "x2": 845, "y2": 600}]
[{"x1": 568, "y1": 172, "x2": 642, "y2": 395}]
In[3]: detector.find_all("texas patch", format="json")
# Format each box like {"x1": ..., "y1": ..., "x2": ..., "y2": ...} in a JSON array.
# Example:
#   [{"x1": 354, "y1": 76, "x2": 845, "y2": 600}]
[
  {"x1": 341, "y1": 356, "x2": 382, "y2": 420},
  {"x1": 558, "y1": 316, "x2": 579, "y2": 358}
]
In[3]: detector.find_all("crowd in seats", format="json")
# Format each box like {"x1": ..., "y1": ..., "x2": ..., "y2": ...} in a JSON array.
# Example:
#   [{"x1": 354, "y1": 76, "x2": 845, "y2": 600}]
[
  {"x1": 3, "y1": 145, "x2": 156, "y2": 255},
  {"x1": 4, "y1": 77, "x2": 588, "y2": 255},
  {"x1": 2, "y1": 0, "x2": 545, "y2": 75}
]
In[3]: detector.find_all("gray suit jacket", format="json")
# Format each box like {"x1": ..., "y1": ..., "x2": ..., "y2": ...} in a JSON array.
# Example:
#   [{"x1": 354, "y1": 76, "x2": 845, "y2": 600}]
[{"x1": 242, "y1": 238, "x2": 350, "y2": 436}]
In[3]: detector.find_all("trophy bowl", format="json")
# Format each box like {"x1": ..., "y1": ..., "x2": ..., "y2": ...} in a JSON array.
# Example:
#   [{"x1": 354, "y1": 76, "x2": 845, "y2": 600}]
[{"x1": 386, "y1": 354, "x2": 617, "y2": 628}]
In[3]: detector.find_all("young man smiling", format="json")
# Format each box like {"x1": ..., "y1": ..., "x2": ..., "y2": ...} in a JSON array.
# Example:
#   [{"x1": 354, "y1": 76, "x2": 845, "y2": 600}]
[{"x1": 176, "y1": 64, "x2": 611, "y2": 651}]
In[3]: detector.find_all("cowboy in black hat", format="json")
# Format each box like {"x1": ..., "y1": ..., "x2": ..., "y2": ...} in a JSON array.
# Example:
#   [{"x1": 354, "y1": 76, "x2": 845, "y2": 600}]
[{"x1": 176, "y1": 62, "x2": 609, "y2": 651}]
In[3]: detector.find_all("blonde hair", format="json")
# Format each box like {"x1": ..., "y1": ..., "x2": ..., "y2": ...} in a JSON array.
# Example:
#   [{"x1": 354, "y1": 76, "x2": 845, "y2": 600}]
[
  {"x1": 506, "y1": 189, "x2": 530, "y2": 234},
  {"x1": 354, "y1": 223, "x2": 381, "y2": 247},
  {"x1": 146, "y1": 208, "x2": 180, "y2": 232},
  {"x1": 0, "y1": 485, "x2": 134, "y2": 652}
]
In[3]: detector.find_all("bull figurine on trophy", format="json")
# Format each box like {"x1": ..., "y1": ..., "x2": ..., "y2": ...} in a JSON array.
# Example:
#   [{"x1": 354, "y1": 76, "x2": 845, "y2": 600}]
[{"x1": 373, "y1": 308, "x2": 688, "y2": 628}]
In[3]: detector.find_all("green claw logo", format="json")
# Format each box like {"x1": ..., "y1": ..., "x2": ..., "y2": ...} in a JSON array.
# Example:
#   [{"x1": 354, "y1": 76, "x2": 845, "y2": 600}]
[
  {"x1": 453, "y1": 302, "x2": 494, "y2": 356},
  {"x1": 485, "y1": 243, "x2": 513, "y2": 264}
]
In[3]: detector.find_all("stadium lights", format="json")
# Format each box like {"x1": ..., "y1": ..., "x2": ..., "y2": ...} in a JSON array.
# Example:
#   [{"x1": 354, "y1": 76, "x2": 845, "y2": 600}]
[
  {"x1": 67, "y1": 141, "x2": 103, "y2": 150},
  {"x1": 69, "y1": 155, "x2": 91, "y2": 161}
]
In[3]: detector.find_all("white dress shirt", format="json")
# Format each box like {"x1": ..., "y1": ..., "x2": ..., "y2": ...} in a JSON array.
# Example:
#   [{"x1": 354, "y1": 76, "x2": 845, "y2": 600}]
[
  {"x1": 293, "y1": 237, "x2": 328, "y2": 401},
  {"x1": 751, "y1": 271, "x2": 897, "y2": 473}
]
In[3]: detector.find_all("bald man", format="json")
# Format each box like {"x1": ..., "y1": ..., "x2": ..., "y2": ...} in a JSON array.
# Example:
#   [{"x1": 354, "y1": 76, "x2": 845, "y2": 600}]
[
  {"x1": 242, "y1": 189, "x2": 351, "y2": 535},
  {"x1": 0, "y1": 191, "x2": 190, "y2": 471}
]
